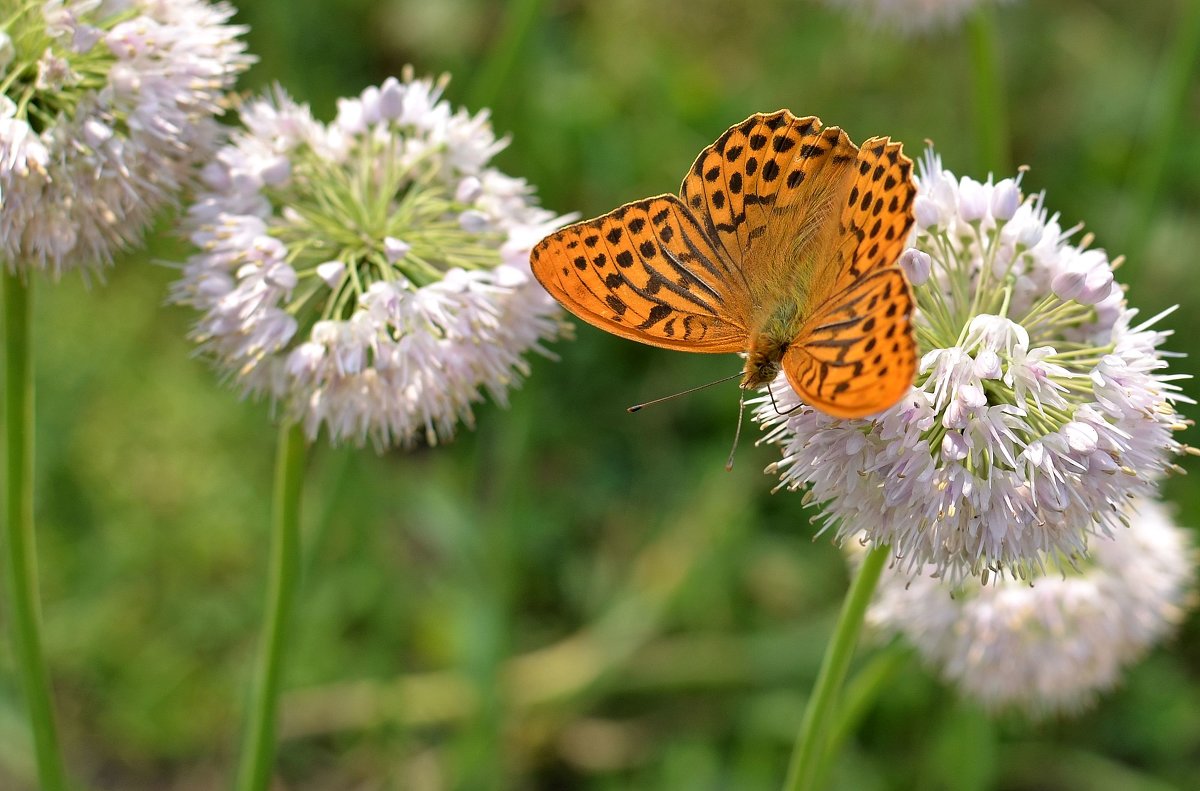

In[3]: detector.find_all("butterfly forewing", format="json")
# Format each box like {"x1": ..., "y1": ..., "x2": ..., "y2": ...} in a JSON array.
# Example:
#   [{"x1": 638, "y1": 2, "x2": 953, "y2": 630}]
[
  {"x1": 678, "y1": 112, "x2": 860, "y2": 315},
  {"x1": 530, "y1": 196, "x2": 748, "y2": 352},
  {"x1": 781, "y1": 267, "x2": 916, "y2": 418}
]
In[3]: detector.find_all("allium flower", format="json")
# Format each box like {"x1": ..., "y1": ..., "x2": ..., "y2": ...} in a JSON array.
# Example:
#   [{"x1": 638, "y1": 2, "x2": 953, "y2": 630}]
[
  {"x1": 756, "y1": 149, "x2": 1190, "y2": 581},
  {"x1": 862, "y1": 499, "x2": 1196, "y2": 716},
  {"x1": 0, "y1": 0, "x2": 251, "y2": 276},
  {"x1": 171, "y1": 71, "x2": 571, "y2": 448},
  {"x1": 821, "y1": 0, "x2": 1014, "y2": 33}
]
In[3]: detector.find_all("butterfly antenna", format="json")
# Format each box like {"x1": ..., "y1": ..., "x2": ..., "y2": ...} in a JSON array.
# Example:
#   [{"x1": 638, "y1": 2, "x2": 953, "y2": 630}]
[
  {"x1": 627, "y1": 371, "x2": 743, "y2": 413},
  {"x1": 725, "y1": 387, "x2": 746, "y2": 472}
]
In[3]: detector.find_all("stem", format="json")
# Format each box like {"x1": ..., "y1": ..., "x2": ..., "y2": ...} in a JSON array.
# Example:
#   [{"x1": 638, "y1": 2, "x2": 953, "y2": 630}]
[
  {"x1": 2, "y1": 271, "x2": 69, "y2": 791},
  {"x1": 815, "y1": 646, "x2": 912, "y2": 787},
  {"x1": 965, "y1": 7, "x2": 1010, "y2": 176},
  {"x1": 466, "y1": 0, "x2": 546, "y2": 111},
  {"x1": 782, "y1": 544, "x2": 888, "y2": 791},
  {"x1": 1124, "y1": 0, "x2": 1200, "y2": 260},
  {"x1": 235, "y1": 422, "x2": 307, "y2": 791}
]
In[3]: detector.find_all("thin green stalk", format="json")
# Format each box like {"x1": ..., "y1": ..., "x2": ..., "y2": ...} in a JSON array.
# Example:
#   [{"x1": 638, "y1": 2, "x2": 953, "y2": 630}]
[
  {"x1": 236, "y1": 422, "x2": 307, "y2": 791},
  {"x1": 782, "y1": 544, "x2": 888, "y2": 791},
  {"x1": 815, "y1": 646, "x2": 912, "y2": 787},
  {"x1": 1125, "y1": 0, "x2": 1200, "y2": 260},
  {"x1": 3, "y1": 270, "x2": 69, "y2": 791},
  {"x1": 466, "y1": 0, "x2": 545, "y2": 111},
  {"x1": 965, "y1": 7, "x2": 1010, "y2": 176}
]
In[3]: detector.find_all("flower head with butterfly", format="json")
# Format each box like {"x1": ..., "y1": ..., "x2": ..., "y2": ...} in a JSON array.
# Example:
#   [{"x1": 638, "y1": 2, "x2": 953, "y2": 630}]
[
  {"x1": 758, "y1": 149, "x2": 1189, "y2": 582},
  {"x1": 532, "y1": 111, "x2": 1188, "y2": 584}
]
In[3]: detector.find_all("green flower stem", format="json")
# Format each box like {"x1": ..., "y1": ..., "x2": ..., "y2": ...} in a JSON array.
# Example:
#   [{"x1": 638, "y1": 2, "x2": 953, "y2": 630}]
[
  {"x1": 815, "y1": 646, "x2": 912, "y2": 787},
  {"x1": 3, "y1": 270, "x2": 69, "y2": 791},
  {"x1": 466, "y1": 0, "x2": 546, "y2": 111},
  {"x1": 782, "y1": 544, "x2": 889, "y2": 791},
  {"x1": 965, "y1": 7, "x2": 1010, "y2": 176},
  {"x1": 1125, "y1": 0, "x2": 1200, "y2": 260},
  {"x1": 236, "y1": 422, "x2": 307, "y2": 791}
]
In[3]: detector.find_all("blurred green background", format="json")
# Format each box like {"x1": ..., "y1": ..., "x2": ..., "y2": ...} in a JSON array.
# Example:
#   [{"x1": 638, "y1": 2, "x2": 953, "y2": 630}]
[{"x1": 3, "y1": 0, "x2": 1200, "y2": 788}]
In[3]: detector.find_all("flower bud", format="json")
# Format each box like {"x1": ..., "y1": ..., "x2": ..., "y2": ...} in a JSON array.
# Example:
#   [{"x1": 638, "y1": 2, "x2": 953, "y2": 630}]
[
  {"x1": 1077, "y1": 266, "x2": 1114, "y2": 306},
  {"x1": 459, "y1": 209, "x2": 490, "y2": 233},
  {"x1": 941, "y1": 432, "x2": 969, "y2": 461},
  {"x1": 259, "y1": 155, "x2": 291, "y2": 187},
  {"x1": 898, "y1": 248, "x2": 932, "y2": 286},
  {"x1": 456, "y1": 176, "x2": 483, "y2": 204},
  {"x1": 957, "y1": 178, "x2": 987, "y2": 222},
  {"x1": 316, "y1": 261, "x2": 346, "y2": 287},
  {"x1": 1063, "y1": 421, "x2": 1099, "y2": 454},
  {"x1": 974, "y1": 349, "x2": 1002, "y2": 380},
  {"x1": 378, "y1": 77, "x2": 403, "y2": 120},
  {"x1": 914, "y1": 195, "x2": 941, "y2": 230},
  {"x1": 1051, "y1": 268, "x2": 1086, "y2": 302},
  {"x1": 990, "y1": 178, "x2": 1020, "y2": 221},
  {"x1": 384, "y1": 236, "x2": 411, "y2": 262},
  {"x1": 360, "y1": 86, "x2": 381, "y2": 126}
]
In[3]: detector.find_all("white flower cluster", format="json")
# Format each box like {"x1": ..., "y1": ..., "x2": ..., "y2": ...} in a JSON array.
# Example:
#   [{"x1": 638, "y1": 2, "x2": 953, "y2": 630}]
[
  {"x1": 172, "y1": 73, "x2": 571, "y2": 448},
  {"x1": 863, "y1": 499, "x2": 1195, "y2": 715},
  {"x1": 0, "y1": 0, "x2": 250, "y2": 276},
  {"x1": 822, "y1": 0, "x2": 1013, "y2": 33},
  {"x1": 756, "y1": 150, "x2": 1189, "y2": 582}
]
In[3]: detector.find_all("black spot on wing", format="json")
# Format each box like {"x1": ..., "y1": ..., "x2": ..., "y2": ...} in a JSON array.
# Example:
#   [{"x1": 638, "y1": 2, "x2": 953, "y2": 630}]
[
  {"x1": 605, "y1": 295, "x2": 627, "y2": 316},
  {"x1": 636, "y1": 303, "x2": 672, "y2": 330}
]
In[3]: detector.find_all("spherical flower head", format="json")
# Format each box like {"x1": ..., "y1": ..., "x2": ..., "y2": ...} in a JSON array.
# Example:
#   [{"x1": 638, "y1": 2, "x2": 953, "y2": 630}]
[
  {"x1": 171, "y1": 71, "x2": 573, "y2": 449},
  {"x1": 0, "y1": 0, "x2": 251, "y2": 276},
  {"x1": 821, "y1": 0, "x2": 1015, "y2": 35},
  {"x1": 860, "y1": 499, "x2": 1197, "y2": 716},
  {"x1": 756, "y1": 148, "x2": 1190, "y2": 582}
]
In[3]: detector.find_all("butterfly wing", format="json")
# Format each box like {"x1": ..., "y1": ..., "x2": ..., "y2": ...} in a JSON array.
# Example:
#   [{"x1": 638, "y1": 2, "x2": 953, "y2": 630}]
[
  {"x1": 530, "y1": 196, "x2": 748, "y2": 352},
  {"x1": 678, "y1": 110, "x2": 861, "y2": 322},
  {"x1": 825, "y1": 136, "x2": 916, "y2": 294},
  {"x1": 781, "y1": 267, "x2": 917, "y2": 419}
]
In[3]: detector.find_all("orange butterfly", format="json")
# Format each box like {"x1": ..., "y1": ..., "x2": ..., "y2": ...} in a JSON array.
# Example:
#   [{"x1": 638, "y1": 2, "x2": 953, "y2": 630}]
[{"x1": 531, "y1": 110, "x2": 917, "y2": 418}]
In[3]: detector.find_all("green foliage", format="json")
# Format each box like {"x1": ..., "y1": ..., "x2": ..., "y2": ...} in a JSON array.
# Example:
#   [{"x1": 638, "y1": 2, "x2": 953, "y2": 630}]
[{"x1": 3, "y1": 0, "x2": 1199, "y2": 788}]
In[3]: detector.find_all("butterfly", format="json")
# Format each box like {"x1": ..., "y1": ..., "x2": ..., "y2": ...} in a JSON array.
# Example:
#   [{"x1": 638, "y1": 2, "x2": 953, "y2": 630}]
[{"x1": 530, "y1": 110, "x2": 917, "y2": 419}]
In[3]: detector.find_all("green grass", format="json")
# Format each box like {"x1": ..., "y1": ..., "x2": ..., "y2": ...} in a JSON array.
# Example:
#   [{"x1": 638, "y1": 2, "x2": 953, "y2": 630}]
[{"x1": 3, "y1": 0, "x2": 1200, "y2": 788}]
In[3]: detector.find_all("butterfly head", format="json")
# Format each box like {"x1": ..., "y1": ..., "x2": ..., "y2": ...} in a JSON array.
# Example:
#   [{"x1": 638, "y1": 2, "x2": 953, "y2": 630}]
[{"x1": 741, "y1": 335, "x2": 786, "y2": 390}]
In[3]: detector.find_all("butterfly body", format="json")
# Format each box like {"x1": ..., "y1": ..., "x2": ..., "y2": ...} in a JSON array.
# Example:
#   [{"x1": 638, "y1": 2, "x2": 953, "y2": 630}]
[
  {"x1": 531, "y1": 110, "x2": 918, "y2": 419},
  {"x1": 742, "y1": 333, "x2": 786, "y2": 389}
]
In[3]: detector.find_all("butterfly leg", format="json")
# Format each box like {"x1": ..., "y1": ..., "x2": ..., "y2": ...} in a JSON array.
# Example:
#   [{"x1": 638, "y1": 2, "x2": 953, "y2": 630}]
[{"x1": 767, "y1": 380, "x2": 806, "y2": 417}]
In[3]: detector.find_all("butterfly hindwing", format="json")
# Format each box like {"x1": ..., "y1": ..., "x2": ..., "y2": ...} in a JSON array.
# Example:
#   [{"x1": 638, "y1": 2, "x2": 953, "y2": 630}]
[
  {"x1": 829, "y1": 137, "x2": 916, "y2": 294},
  {"x1": 781, "y1": 267, "x2": 916, "y2": 419},
  {"x1": 530, "y1": 196, "x2": 748, "y2": 353}
]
